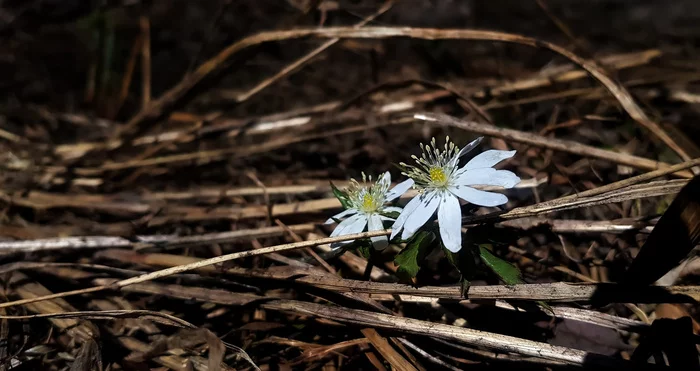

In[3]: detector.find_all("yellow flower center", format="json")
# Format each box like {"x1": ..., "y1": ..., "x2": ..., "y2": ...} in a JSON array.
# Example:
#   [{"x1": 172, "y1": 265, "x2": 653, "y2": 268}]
[
  {"x1": 429, "y1": 167, "x2": 448, "y2": 186},
  {"x1": 362, "y1": 193, "x2": 377, "y2": 211}
]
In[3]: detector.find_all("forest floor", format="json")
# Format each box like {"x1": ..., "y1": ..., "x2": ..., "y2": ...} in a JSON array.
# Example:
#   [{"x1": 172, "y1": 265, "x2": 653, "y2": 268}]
[{"x1": 1, "y1": 0, "x2": 700, "y2": 370}]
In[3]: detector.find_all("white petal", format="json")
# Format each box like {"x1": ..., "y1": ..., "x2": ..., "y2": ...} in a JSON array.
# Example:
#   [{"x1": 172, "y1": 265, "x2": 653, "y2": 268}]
[
  {"x1": 456, "y1": 168, "x2": 521, "y2": 189},
  {"x1": 449, "y1": 185, "x2": 508, "y2": 207},
  {"x1": 330, "y1": 213, "x2": 364, "y2": 237},
  {"x1": 390, "y1": 192, "x2": 426, "y2": 239},
  {"x1": 378, "y1": 172, "x2": 391, "y2": 188},
  {"x1": 330, "y1": 214, "x2": 368, "y2": 249},
  {"x1": 464, "y1": 150, "x2": 516, "y2": 170},
  {"x1": 450, "y1": 137, "x2": 483, "y2": 167},
  {"x1": 385, "y1": 179, "x2": 414, "y2": 201},
  {"x1": 324, "y1": 208, "x2": 358, "y2": 224},
  {"x1": 438, "y1": 193, "x2": 463, "y2": 252},
  {"x1": 341, "y1": 214, "x2": 368, "y2": 235},
  {"x1": 368, "y1": 214, "x2": 389, "y2": 250},
  {"x1": 401, "y1": 191, "x2": 440, "y2": 240}
]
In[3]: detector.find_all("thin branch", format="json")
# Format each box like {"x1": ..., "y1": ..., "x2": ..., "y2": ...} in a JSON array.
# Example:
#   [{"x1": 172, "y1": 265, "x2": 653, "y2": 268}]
[
  {"x1": 92, "y1": 249, "x2": 700, "y2": 304},
  {"x1": 486, "y1": 179, "x2": 687, "y2": 223},
  {"x1": 1, "y1": 178, "x2": 678, "y2": 251},
  {"x1": 259, "y1": 274, "x2": 700, "y2": 303},
  {"x1": 0, "y1": 229, "x2": 390, "y2": 309},
  {"x1": 416, "y1": 112, "x2": 697, "y2": 178},
  {"x1": 0, "y1": 224, "x2": 315, "y2": 253},
  {"x1": 499, "y1": 217, "x2": 654, "y2": 234},
  {"x1": 139, "y1": 14, "x2": 151, "y2": 107},
  {"x1": 0, "y1": 310, "x2": 195, "y2": 329},
  {"x1": 105, "y1": 26, "x2": 689, "y2": 164},
  {"x1": 51, "y1": 48, "x2": 660, "y2": 161},
  {"x1": 1, "y1": 173, "x2": 692, "y2": 308},
  {"x1": 380, "y1": 295, "x2": 650, "y2": 333},
  {"x1": 88, "y1": 270, "x2": 649, "y2": 334},
  {"x1": 395, "y1": 338, "x2": 462, "y2": 371},
  {"x1": 457, "y1": 156, "x2": 700, "y2": 226},
  {"x1": 2, "y1": 178, "x2": 540, "y2": 210},
  {"x1": 235, "y1": 1, "x2": 394, "y2": 102},
  {"x1": 5, "y1": 272, "x2": 98, "y2": 343},
  {"x1": 260, "y1": 299, "x2": 638, "y2": 368}
]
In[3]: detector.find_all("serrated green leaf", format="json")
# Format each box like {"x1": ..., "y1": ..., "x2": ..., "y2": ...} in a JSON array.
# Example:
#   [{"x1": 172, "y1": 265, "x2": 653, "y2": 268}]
[
  {"x1": 330, "y1": 181, "x2": 352, "y2": 209},
  {"x1": 394, "y1": 231, "x2": 436, "y2": 281}
]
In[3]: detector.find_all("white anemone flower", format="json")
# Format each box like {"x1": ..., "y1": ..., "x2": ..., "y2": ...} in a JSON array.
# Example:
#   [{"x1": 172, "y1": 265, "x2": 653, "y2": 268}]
[
  {"x1": 325, "y1": 171, "x2": 414, "y2": 250},
  {"x1": 390, "y1": 136, "x2": 520, "y2": 253}
]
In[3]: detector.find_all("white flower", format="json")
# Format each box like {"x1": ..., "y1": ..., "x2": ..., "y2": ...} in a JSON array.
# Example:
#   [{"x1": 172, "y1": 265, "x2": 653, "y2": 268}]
[
  {"x1": 390, "y1": 137, "x2": 520, "y2": 253},
  {"x1": 325, "y1": 171, "x2": 414, "y2": 250}
]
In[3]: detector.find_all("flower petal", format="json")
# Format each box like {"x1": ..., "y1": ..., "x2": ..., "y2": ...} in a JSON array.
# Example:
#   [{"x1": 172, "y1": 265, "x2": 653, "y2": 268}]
[
  {"x1": 456, "y1": 168, "x2": 521, "y2": 189},
  {"x1": 464, "y1": 149, "x2": 516, "y2": 170},
  {"x1": 450, "y1": 137, "x2": 483, "y2": 167},
  {"x1": 378, "y1": 171, "x2": 391, "y2": 188},
  {"x1": 330, "y1": 213, "x2": 364, "y2": 237},
  {"x1": 379, "y1": 206, "x2": 401, "y2": 221},
  {"x1": 390, "y1": 192, "x2": 426, "y2": 239},
  {"x1": 401, "y1": 190, "x2": 440, "y2": 240},
  {"x1": 383, "y1": 206, "x2": 403, "y2": 214},
  {"x1": 324, "y1": 208, "x2": 358, "y2": 224},
  {"x1": 368, "y1": 214, "x2": 389, "y2": 250},
  {"x1": 449, "y1": 184, "x2": 508, "y2": 207},
  {"x1": 330, "y1": 214, "x2": 368, "y2": 249},
  {"x1": 438, "y1": 193, "x2": 463, "y2": 252},
  {"x1": 385, "y1": 179, "x2": 414, "y2": 201}
]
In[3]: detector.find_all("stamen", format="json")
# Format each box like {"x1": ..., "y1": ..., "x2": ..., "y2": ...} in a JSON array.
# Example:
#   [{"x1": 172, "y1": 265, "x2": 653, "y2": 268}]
[
  {"x1": 429, "y1": 167, "x2": 448, "y2": 186},
  {"x1": 402, "y1": 137, "x2": 464, "y2": 190},
  {"x1": 362, "y1": 193, "x2": 375, "y2": 210},
  {"x1": 343, "y1": 172, "x2": 393, "y2": 214}
]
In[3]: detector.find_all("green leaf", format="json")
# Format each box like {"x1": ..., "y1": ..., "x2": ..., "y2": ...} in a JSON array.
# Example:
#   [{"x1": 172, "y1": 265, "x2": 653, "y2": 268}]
[
  {"x1": 394, "y1": 231, "x2": 436, "y2": 282},
  {"x1": 442, "y1": 242, "x2": 479, "y2": 295},
  {"x1": 330, "y1": 181, "x2": 352, "y2": 209},
  {"x1": 380, "y1": 210, "x2": 400, "y2": 220},
  {"x1": 479, "y1": 245, "x2": 553, "y2": 313},
  {"x1": 443, "y1": 244, "x2": 478, "y2": 280},
  {"x1": 356, "y1": 242, "x2": 373, "y2": 259},
  {"x1": 478, "y1": 245, "x2": 522, "y2": 285}
]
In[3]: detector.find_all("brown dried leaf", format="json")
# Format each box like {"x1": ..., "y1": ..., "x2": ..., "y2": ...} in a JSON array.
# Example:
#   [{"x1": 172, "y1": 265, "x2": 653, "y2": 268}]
[
  {"x1": 127, "y1": 328, "x2": 226, "y2": 370},
  {"x1": 557, "y1": 235, "x2": 583, "y2": 263},
  {"x1": 239, "y1": 322, "x2": 286, "y2": 332},
  {"x1": 69, "y1": 338, "x2": 103, "y2": 371},
  {"x1": 623, "y1": 175, "x2": 700, "y2": 285}
]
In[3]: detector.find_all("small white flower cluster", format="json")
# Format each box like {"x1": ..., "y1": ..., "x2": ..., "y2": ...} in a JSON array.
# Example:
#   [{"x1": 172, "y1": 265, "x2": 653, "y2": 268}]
[
  {"x1": 326, "y1": 136, "x2": 520, "y2": 252},
  {"x1": 325, "y1": 172, "x2": 412, "y2": 250}
]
